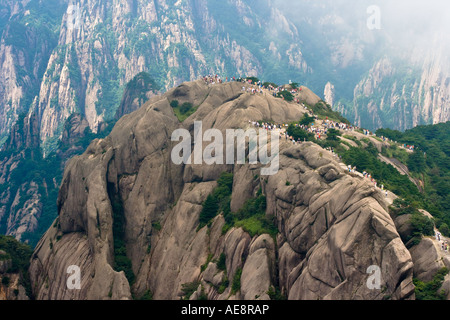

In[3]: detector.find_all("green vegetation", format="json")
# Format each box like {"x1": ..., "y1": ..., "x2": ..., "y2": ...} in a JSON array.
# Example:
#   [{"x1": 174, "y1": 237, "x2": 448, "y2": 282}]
[
  {"x1": 306, "y1": 101, "x2": 350, "y2": 124},
  {"x1": 287, "y1": 122, "x2": 443, "y2": 243},
  {"x1": 124, "y1": 72, "x2": 159, "y2": 109},
  {"x1": 199, "y1": 172, "x2": 233, "y2": 229},
  {"x1": 22, "y1": 0, "x2": 67, "y2": 33},
  {"x1": 138, "y1": 290, "x2": 153, "y2": 300},
  {"x1": 267, "y1": 286, "x2": 286, "y2": 300},
  {"x1": 410, "y1": 213, "x2": 435, "y2": 245},
  {"x1": 390, "y1": 198, "x2": 420, "y2": 217},
  {"x1": 0, "y1": 146, "x2": 62, "y2": 247},
  {"x1": 340, "y1": 145, "x2": 420, "y2": 200},
  {"x1": 1, "y1": 0, "x2": 65, "y2": 115},
  {"x1": 381, "y1": 144, "x2": 409, "y2": 164},
  {"x1": 217, "y1": 277, "x2": 229, "y2": 294},
  {"x1": 377, "y1": 122, "x2": 450, "y2": 235},
  {"x1": 290, "y1": 82, "x2": 299, "y2": 89},
  {"x1": 152, "y1": 221, "x2": 162, "y2": 232},
  {"x1": 197, "y1": 286, "x2": 208, "y2": 300},
  {"x1": 286, "y1": 124, "x2": 315, "y2": 142},
  {"x1": 181, "y1": 281, "x2": 201, "y2": 300},
  {"x1": 170, "y1": 100, "x2": 179, "y2": 108},
  {"x1": 287, "y1": 116, "x2": 341, "y2": 149},
  {"x1": 170, "y1": 100, "x2": 198, "y2": 122},
  {"x1": 225, "y1": 190, "x2": 277, "y2": 238},
  {"x1": 326, "y1": 128, "x2": 341, "y2": 141},
  {"x1": 390, "y1": 199, "x2": 434, "y2": 246},
  {"x1": 263, "y1": 82, "x2": 278, "y2": 88},
  {"x1": 0, "y1": 235, "x2": 33, "y2": 296},
  {"x1": 354, "y1": 64, "x2": 423, "y2": 130},
  {"x1": 276, "y1": 90, "x2": 294, "y2": 102},
  {"x1": 59, "y1": 116, "x2": 115, "y2": 153},
  {"x1": 90, "y1": 18, "x2": 124, "y2": 119},
  {"x1": 243, "y1": 77, "x2": 260, "y2": 84},
  {"x1": 203, "y1": 0, "x2": 311, "y2": 86},
  {"x1": 217, "y1": 253, "x2": 227, "y2": 272},
  {"x1": 67, "y1": 45, "x2": 82, "y2": 88},
  {"x1": 376, "y1": 128, "x2": 403, "y2": 142},
  {"x1": 0, "y1": 112, "x2": 116, "y2": 248},
  {"x1": 408, "y1": 150, "x2": 427, "y2": 174},
  {"x1": 231, "y1": 268, "x2": 242, "y2": 294},
  {"x1": 0, "y1": 251, "x2": 10, "y2": 261},
  {"x1": 299, "y1": 113, "x2": 315, "y2": 126},
  {"x1": 179, "y1": 102, "x2": 194, "y2": 114},
  {"x1": 201, "y1": 254, "x2": 214, "y2": 272},
  {"x1": 110, "y1": 189, "x2": 135, "y2": 285},
  {"x1": 343, "y1": 135, "x2": 362, "y2": 146},
  {"x1": 198, "y1": 172, "x2": 277, "y2": 238},
  {"x1": 414, "y1": 268, "x2": 449, "y2": 300},
  {"x1": 2, "y1": 276, "x2": 10, "y2": 286}
]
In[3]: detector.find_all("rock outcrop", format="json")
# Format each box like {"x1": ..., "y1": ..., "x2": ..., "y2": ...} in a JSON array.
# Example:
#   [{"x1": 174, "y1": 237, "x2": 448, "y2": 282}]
[
  {"x1": 409, "y1": 238, "x2": 450, "y2": 282},
  {"x1": 391, "y1": 209, "x2": 450, "y2": 299},
  {"x1": 115, "y1": 72, "x2": 159, "y2": 120},
  {"x1": 0, "y1": 244, "x2": 30, "y2": 300},
  {"x1": 0, "y1": 114, "x2": 44, "y2": 242},
  {"x1": 30, "y1": 80, "x2": 415, "y2": 300},
  {"x1": 0, "y1": 0, "x2": 63, "y2": 141},
  {"x1": 4, "y1": 113, "x2": 40, "y2": 151},
  {"x1": 0, "y1": 271, "x2": 29, "y2": 300},
  {"x1": 0, "y1": 69, "x2": 156, "y2": 243},
  {"x1": 0, "y1": 0, "x2": 309, "y2": 156}
]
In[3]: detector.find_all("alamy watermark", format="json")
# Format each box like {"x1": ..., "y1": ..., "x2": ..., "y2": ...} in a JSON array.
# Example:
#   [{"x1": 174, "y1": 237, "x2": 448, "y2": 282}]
[
  {"x1": 67, "y1": 265, "x2": 81, "y2": 290},
  {"x1": 171, "y1": 121, "x2": 280, "y2": 176},
  {"x1": 367, "y1": 5, "x2": 381, "y2": 30},
  {"x1": 366, "y1": 265, "x2": 381, "y2": 290},
  {"x1": 67, "y1": 1, "x2": 82, "y2": 31}
]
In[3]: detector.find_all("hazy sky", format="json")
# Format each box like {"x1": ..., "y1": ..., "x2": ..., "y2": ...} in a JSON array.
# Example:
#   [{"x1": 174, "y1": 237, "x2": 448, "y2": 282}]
[
  {"x1": 381, "y1": 0, "x2": 450, "y2": 41},
  {"x1": 273, "y1": 0, "x2": 450, "y2": 50}
]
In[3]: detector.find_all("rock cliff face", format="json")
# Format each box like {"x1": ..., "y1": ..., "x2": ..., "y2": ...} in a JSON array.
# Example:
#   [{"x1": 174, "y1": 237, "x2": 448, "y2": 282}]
[
  {"x1": 0, "y1": 0, "x2": 308, "y2": 152},
  {"x1": 323, "y1": 82, "x2": 335, "y2": 107},
  {"x1": 0, "y1": 65, "x2": 158, "y2": 245},
  {"x1": 4, "y1": 113, "x2": 40, "y2": 152},
  {"x1": 29, "y1": 80, "x2": 415, "y2": 300},
  {"x1": 0, "y1": 113, "x2": 44, "y2": 242},
  {"x1": 0, "y1": 259, "x2": 29, "y2": 300},
  {"x1": 114, "y1": 72, "x2": 159, "y2": 120},
  {"x1": 0, "y1": 241, "x2": 31, "y2": 301},
  {"x1": 0, "y1": 0, "x2": 65, "y2": 143},
  {"x1": 2, "y1": 0, "x2": 450, "y2": 152},
  {"x1": 0, "y1": 110, "x2": 94, "y2": 244},
  {"x1": 276, "y1": 0, "x2": 450, "y2": 132},
  {"x1": 351, "y1": 54, "x2": 450, "y2": 131}
]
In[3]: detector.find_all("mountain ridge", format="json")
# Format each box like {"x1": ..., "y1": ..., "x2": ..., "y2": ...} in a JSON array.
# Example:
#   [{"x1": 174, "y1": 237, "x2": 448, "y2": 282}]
[{"x1": 28, "y1": 79, "x2": 417, "y2": 300}]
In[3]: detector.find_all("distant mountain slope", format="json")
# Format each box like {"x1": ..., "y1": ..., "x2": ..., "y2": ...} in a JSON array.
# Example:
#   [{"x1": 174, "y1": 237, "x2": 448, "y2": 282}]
[
  {"x1": 0, "y1": 72, "x2": 152, "y2": 246},
  {"x1": 1, "y1": 0, "x2": 449, "y2": 150},
  {"x1": 275, "y1": 0, "x2": 450, "y2": 132},
  {"x1": 0, "y1": 0, "x2": 310, "y2": 153}
]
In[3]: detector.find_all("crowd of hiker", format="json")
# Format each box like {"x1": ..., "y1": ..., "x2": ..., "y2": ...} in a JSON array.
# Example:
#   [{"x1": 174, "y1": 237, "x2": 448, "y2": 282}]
[
  {"x1": 201, "y1": 74, "x2": 307, "y2": 103},
  {"x1": 435, "y1": 231, "x2": 449, "y2": 252},
  {"x1": 248, "y1": 119, "x2": 388, "y2": 196},
  {"x1": 201, "y1": 75, "x2": 400, "y2": 199}
]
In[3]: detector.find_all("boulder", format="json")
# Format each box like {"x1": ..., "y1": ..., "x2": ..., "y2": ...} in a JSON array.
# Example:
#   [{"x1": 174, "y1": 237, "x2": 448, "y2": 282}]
[{"x1": 409, "y1": 238, "x2": 446, "y2": 282}]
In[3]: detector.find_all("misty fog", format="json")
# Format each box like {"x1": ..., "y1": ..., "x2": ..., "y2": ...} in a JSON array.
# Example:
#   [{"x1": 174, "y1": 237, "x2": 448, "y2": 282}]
[{"x1": 273, "y1": 0, "x2": 450, "y2": 58}]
